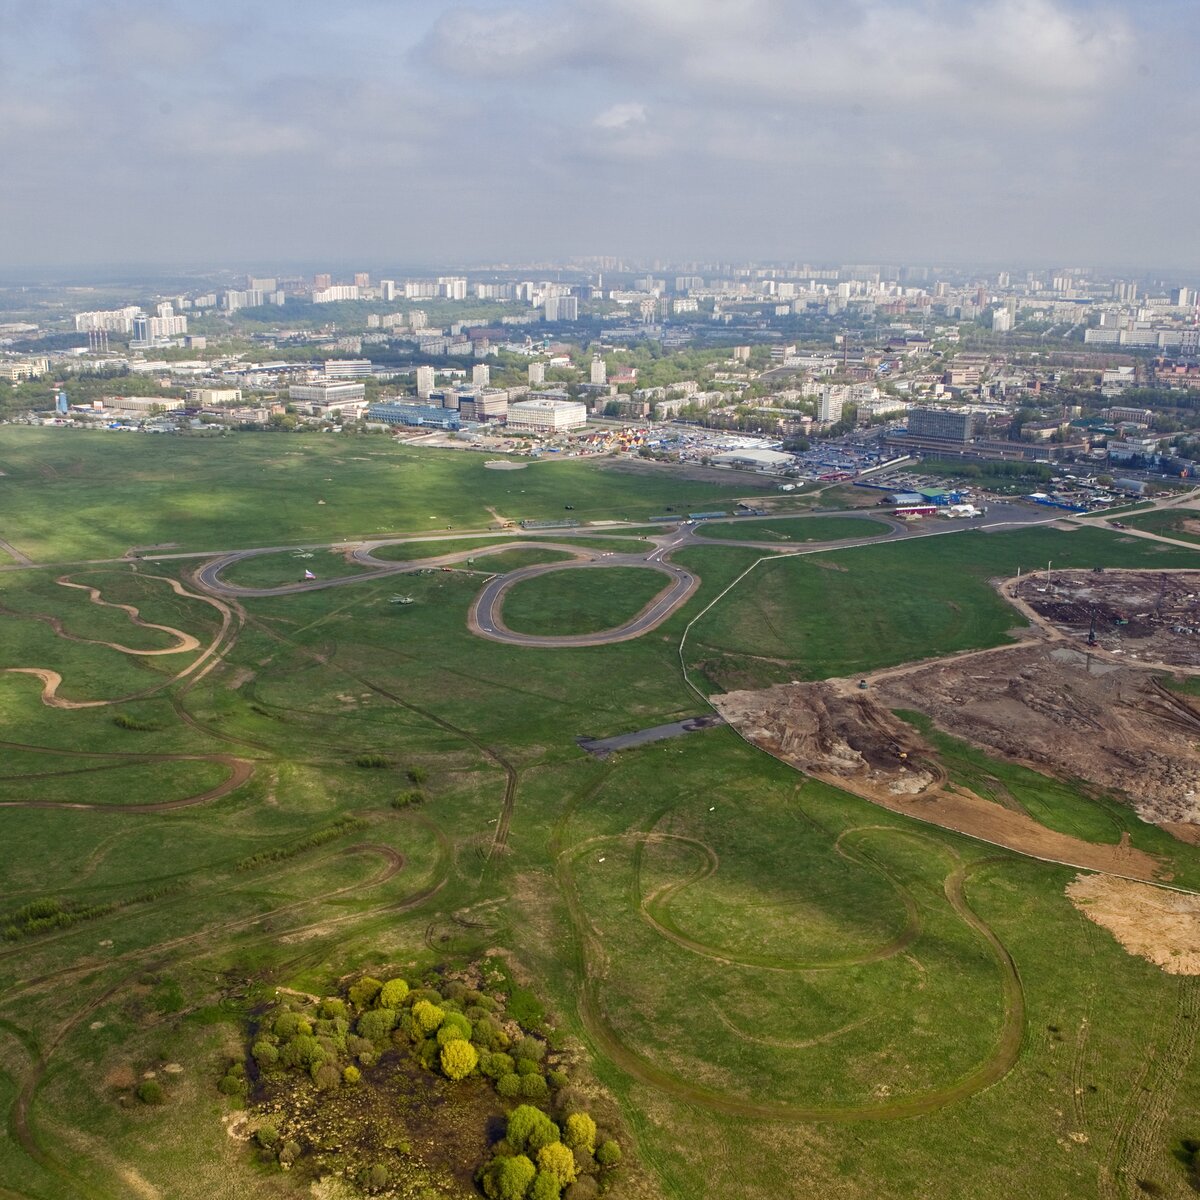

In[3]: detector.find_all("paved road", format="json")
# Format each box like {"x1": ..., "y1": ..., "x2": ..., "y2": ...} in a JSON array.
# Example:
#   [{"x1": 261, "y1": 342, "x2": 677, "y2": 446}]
[
  {"x1": 469, "y1": 554, "x2": 697, "y2": 647},
  {"x1": 185, "y1": 501, "x2": 1062, "y2": 646}
]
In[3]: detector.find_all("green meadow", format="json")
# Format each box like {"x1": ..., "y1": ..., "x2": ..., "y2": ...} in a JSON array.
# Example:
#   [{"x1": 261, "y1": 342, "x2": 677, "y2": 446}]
[{"x1": 2, "y1": 428, "x2": 1200, "y2": 1200}]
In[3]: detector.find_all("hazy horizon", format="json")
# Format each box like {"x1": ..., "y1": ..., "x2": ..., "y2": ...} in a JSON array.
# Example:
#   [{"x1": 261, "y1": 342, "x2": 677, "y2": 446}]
[{"x1": 3, "y1": 0, "x2": 1197, "y2": 271}]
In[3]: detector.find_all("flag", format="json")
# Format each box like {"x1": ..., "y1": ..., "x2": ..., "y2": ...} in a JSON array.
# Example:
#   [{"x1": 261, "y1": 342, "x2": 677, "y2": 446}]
[{"x1": 304, "y1": 570, "x2": 316, "y2": 580}]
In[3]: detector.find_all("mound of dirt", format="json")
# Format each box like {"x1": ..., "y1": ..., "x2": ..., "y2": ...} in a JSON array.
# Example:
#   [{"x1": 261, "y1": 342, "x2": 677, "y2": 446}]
[{"x1": 1067, "y1": 873, "x2": 1200, "y2": 974}]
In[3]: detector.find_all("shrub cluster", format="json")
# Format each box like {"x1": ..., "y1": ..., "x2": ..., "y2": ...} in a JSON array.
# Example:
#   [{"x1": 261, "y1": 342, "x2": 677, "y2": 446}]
[
  {"x1": 113, "y1": 713, "x2": 160, "y2": 731},
  {"x1": 234, "y1": 817, "x2": 365, "y2": 872},
  {"x1": 2, "y1": 885, "x2": 178, "y2": 942},
  {"x1": 478, "y1": 1104, "x2": 621, "y2": 1200},
  {"x1": 234, "y1": 969, "x2": 623, "y2": 1196}
]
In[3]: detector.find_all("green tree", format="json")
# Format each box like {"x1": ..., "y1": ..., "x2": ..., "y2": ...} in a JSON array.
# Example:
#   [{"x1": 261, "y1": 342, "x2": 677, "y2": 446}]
[
  {"x1": 563, "y1": 1112, "x2": 596, "y2": 1154},
  {"x1": 537, "y1": 1143, "x2": 577, "y2": 1188},
  {"x1": 441, "y1": 1039, "x2": 478, "y2": 1081},
  {"x1": 436, "y1": 1012, "x2": 472, "y2": 1045},
  {"x1": 506, "y1": 1105, "x2": 560, "y2": 1155},
  {"x1": 378, "y1": 978, "x2": 409, "y2": 1007},
  {"x1": 481, "y1": 1051, "x2": 515, "y2": 1080},
  {"x1": 251, "y1": 1040, "x2": 278, "y2": 1070},
  {"x1": 357, "y1": 1008, "x2": 398, "y2": 1042},
  {"x1": 342, "y1": 1065, "x2": 361, "y2": 1084},
  {"x1": 530, "y1": 1171, "x2": 562, "y2": 1200},
  {"x1": 483, "y1": 1154, "x2": 537, "y2": 1200},
  {"x1": 497, "y1": 1072, "x2": 523, "y2": 1098}
]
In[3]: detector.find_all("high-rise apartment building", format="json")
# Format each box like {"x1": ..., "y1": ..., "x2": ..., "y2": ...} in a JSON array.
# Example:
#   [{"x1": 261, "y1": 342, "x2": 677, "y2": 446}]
[{"x1": 416, "y1": 366, "x2": 435, "y2": 399}]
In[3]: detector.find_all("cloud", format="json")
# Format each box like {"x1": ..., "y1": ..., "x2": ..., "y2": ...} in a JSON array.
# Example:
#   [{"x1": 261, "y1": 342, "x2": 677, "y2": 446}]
[{"x1": 594, "y1": 102, "x2": 646, "y2": 130}]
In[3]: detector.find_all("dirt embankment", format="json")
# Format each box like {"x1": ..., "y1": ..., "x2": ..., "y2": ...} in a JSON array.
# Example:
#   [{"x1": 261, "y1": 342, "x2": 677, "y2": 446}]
[{"x1": 714, "y1": 678, "x2": 1165, "y2": 880}]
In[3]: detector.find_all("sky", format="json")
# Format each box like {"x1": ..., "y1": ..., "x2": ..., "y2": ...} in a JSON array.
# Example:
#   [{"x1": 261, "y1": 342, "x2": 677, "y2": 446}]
[{"x1": 1, "y1": 0, "x2": 1197, "y2": 272}]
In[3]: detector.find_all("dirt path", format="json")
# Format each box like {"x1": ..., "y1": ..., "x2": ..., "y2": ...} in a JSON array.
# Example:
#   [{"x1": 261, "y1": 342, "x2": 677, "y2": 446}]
[
  {"x1": 0, "y1": 754, "x2": 253, "y2": 813},
  {"x1": 54, "y1": 576, "x2": 202, "y2": 653},
  {"x1": 558, "y1": 829, "x2": 1027, "y2": 1122}
]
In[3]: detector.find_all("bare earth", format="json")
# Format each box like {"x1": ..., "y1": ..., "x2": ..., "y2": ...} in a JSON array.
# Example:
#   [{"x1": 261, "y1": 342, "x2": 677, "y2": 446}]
[
  {"x1": 1067, "y1": 873, "x2": 1200, "y2": 974},
  {"x1": 872, "y1": 643, "x2": 1200, "y2": 828},
  {"x1": 713, "y1": 679, "x2": 1165, "y2": 880}
]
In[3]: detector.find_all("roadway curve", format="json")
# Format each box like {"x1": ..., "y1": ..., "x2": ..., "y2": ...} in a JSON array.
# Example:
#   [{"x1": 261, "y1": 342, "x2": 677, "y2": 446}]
[{"x1": 469, "y1": 556, "x2": 697, "y2": 648}]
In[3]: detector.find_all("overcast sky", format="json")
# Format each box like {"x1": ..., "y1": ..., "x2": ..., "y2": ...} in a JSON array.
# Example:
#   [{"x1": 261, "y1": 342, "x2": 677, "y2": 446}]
[{"x1": 2, "y1": 0, "x2": 1196, "y2": 272}]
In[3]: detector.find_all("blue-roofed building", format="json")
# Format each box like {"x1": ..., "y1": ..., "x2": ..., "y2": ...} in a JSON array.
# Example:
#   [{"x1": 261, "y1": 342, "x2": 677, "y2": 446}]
[{"x1": 367, "y1": 402, "x2": 460, "y2": 430}]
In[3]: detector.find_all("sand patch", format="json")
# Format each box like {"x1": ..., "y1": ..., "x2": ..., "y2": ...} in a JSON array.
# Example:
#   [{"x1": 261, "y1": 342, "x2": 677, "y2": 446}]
[
  {"x1": 1067, "y1": 873, "x2": 1200, "y2": 974},
  {"x1": 484, "y1": 460, "x2": 527, "y2": 470}
]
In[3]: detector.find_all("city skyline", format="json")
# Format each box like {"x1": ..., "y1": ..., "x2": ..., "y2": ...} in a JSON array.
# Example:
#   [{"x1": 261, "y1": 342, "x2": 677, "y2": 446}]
[{"x1": 2, "y1": 0, "x2": 1198, "y2": 269}]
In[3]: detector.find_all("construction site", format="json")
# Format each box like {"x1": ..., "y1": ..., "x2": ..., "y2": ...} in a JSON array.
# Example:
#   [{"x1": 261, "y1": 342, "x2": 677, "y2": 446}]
[{"x1": 1009, "y1": 567, "x2": 1200, "y2": 668}]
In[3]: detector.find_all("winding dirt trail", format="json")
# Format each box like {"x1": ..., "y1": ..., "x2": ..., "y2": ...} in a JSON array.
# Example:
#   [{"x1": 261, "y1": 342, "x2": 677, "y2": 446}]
[
  {"x1": 558, "y1": 813, "x2": 1026, "y2": 1122},
  {"x1": 0, "y1": 755, "x2": 253, "y2": 813}
]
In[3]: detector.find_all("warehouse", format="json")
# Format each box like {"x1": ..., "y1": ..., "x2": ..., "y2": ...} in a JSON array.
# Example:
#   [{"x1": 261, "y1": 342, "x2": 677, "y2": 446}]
[{"x1": 710, "y1": 448, "x2": 795, "y2": 471}]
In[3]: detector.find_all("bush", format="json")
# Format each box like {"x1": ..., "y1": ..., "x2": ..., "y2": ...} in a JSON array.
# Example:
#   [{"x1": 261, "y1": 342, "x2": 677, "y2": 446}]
[
  {"x1": 441, "y1": 1039, "x2": 478, "y2": 1081},
  {"x1": 252, "y1": 1040, "x2": 278, "y2": 1070},
  {"x1": 515, "y1": 1057, "x2": 539, "y2": 1076},
  {"x1": 563, "y1": 1113, "x2": 596, "y2": 1154},
  {"x1": 513, "y1": 1036, "x2": 546, "y2": 1063},
  {"x1": 391, "y1": 789, "x2": 425, "y2": 808},
  {"x1": 483, "y1": 1154, "x2": 536, "y2": 1200},
  {"x1": 361, "y1": 1163, "x2": 390, "y2": 1192},
  {"x1": 312, "y1": 1062, "x2": 341, "y2": 1091},
  {"x1": 565, "y1": 1179, "x2": 599, "y2": 1200},
  {"x1": 255, "y1": 1124, "x2": 278, "y2": 1148},
  {"x1": 319, "y1": 997, "x2": 347, "y2": 1020},
  {"x1": 355, "y1": 753, "x2": 392, "y2": 768},
  {"x1": 507, "y1": 1105, "x2": 560, "y2": 1155},
  {"x1": 521, "y1": 1074, "x2": 550, "y2": 1101},
  {"x1": 279, "y1": 1140, "x2": 301, "y2": 1166},
  {"x1": 547, "y1": 1069, "x2": 569, "y2": 1089},
  {"x1": 378, "y1": 978, "x2": 409, "y2": 1008},
  {"x1": 407, "y1": 765, "x2": 428, "y2": 785},
  {"x1": 218, "y1": 1072, "x2": 248, "y2": 1098},
  {"x1": 595, "y1": 1140, "x2": 621, "y2": 1168},
  {"x1": 497, "y1": 1072, "x2": 523, "y2": 1098},
  {"x1": 136, "y1": 1080, "x2": 164, "y2": 1105},
  {"x1": 411, "y1": 999, "x2": 445, "y2": 1035},
  {"x1": 529, "y1": 1172, "x2": 561, "y2": 1200},
  {"x1": 348, "y1": 976, "x2": 384, "y2": 1009},
  {"x1": 481, "y1": 1051, "x2": 514, "y2": 1080},
  {"x1": 537, "y1": 1143, "x2": 577, "y2": 1187},
  {"x1": 357, "y1": 1008, "x2": 398, "y2": 1043},
  {"x1": 343, "y1": 1065, "x2": 361, "y2": 1084}
]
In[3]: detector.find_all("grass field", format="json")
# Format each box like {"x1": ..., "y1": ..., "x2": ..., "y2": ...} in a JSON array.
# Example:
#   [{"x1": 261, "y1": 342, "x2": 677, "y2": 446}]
[
  {"x1": 0, "y1": 429, "x2": 768, "y2": 561},
  {"x1": 1122, "y1": 506, "x2": 1200, "y2": 547},
  {"x1": 695, "y1": 514, "x2": 891, "y2": 542},
  {"x1": 682, "y1": 526, "x2": 1200, "y2": 691},
  {"x1": 5, "y1": 434, "x2": 1200, "y2": 1200},
  {"x1": 501, "y1": 566, "x2": 673, "y2": 635}
]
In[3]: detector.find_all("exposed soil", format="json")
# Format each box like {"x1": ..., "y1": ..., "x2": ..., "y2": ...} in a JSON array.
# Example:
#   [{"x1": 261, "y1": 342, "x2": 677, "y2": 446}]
[
  {"x1": 1067, "y1": 873, "x2": 1200, "y2": 974},
  {"x1": 713, "y1": 679, "x2": 1165, "y2": 879},
  {"x1": 872, "y1": 643, "x2": 1200, "y2": 828},
  {"x1": 1008, "y1": 568, "x2": 1200, "y2": 669}
]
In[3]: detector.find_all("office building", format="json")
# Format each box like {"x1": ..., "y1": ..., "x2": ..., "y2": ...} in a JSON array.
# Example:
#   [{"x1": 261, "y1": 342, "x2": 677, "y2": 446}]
[
  {"x1": 186, "y1": 387, "x2": 243, "y2": 406},
  {"x1": 289, "y1": 381, "x2": 366, "y2": 411},
  {"x1": 908, "y1": 407, "x2": 977, "y2": 443},
  {"x1": 324, "y1": 359, "x2": 373, "y2": 379},
  {"x1": 507, "y1": 397, "x2": 587, "y2": 432}
]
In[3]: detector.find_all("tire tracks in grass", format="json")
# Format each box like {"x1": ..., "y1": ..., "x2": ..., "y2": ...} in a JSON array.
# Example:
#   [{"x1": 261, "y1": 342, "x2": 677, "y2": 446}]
[
  {"x1": 558, "y1": 833, "x2": 1027, "y2": 1122},
  {"x1": 1097, "y1": 975, "x2": 1200, "y2": 1199}
]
